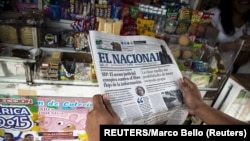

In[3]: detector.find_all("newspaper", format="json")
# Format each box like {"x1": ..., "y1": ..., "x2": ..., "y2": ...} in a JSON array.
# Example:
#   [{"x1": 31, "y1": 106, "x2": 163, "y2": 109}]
[{"x1": 88, "y1": 31, "x2": 189, "y2": 125}]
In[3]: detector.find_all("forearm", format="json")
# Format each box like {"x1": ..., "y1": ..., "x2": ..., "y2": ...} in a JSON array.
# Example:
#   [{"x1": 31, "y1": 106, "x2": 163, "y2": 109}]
[{"x1": 194, "y1": 103, "x2": 247, "y2": 125}]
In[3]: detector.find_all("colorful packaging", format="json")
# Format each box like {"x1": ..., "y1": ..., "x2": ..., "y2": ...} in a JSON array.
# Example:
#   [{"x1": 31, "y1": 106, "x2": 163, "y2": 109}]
[
  {"x1": 165, "y1": 20, "x2": 178, "y2": 34},
  {"x1": 37, "y1": 96, "x2": 92, "y2": 139},
  {"x1": 175, "y1": 21, "x2": 190, "y2": 34},
  {"x1": 190, "y1": 73, "x2": 211, "y2": 88},
  {"x1": 136, "y1": 18, "x2": 155, "y2": 33},
  {"x1": 111, "y1": 3, "x2": 122, "y2": 19},
  {"x1": 0, "y1": 94, "x2": 39, "y2": 140}
]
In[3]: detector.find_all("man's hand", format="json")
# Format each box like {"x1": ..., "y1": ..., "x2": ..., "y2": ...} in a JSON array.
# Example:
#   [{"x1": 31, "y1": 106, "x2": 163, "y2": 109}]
[
  {"x1": 86, "y1": 94, "x2": 120, "y2": 141},
  {"x1": 178, "y1": 77, "x2": 205, "y2": 115}
]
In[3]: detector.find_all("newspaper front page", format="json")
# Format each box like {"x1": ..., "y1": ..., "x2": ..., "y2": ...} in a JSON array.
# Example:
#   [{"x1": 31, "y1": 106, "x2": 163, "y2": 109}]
[{"x1": 88, "y1": 31, "x2": 189, "y2": 125}]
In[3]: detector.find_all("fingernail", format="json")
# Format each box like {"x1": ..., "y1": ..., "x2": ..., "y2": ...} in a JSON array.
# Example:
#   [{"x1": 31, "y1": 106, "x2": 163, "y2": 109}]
[
  {"x1": 102, "y1": 93, "x2": 109, "y2": 100},
  {"x1": 88, "y1": 107, "x2": 93, "y2": 112},
  {"x1": 179, "y1": 78, "x2": 184, "y2": 83}
]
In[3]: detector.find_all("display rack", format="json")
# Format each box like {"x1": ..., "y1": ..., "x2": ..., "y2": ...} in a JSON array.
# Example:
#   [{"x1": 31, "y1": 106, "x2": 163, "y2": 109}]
[
  {"x1": 0, "y1": 19, "x2": 100, "y2": 98},
  {"x1": 212, "y1": 74, "x2": 250, "y2": 123},
  {"x1": 0, "y1": 22, "x2": 244, "y2": 94}
]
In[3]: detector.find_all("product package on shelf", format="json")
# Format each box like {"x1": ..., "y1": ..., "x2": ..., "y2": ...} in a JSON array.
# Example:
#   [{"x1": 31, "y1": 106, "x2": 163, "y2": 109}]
[
  {"x1": 18, "y1": 8, "x2": 44, "y2": 47},
  {"x1": 60, "y1": 30, "x2": 90, "y2": 51},
  {"x1": 41, "y1": 27, "x2": 63, "y2": 48},
  {"x1": 0, "y1": 11, "x2": 21, "y2": 44},
  {"x1": 38, "y1": 52, "x2": 62, "y2": 80},
  {"x1": 59, "y1": 52, "x2": 92, "y2": 81}
]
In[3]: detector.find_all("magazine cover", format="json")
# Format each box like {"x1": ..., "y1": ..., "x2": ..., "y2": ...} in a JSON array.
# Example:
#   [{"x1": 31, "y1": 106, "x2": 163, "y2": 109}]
[
  {"x1": 37, "y1": 96, "x2": 92, "y2": 140},
  {"x1": 88, "y1": 31, "x2": 188, "y2": 125},
  {"x1": 0, "y1": 94, "x2": 39, "y2": 141}
]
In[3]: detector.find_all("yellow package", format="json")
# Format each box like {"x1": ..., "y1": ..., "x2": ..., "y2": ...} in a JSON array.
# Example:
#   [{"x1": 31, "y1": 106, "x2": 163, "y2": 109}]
[
  {"x1": 136, "y1": 18, "x2": 155, "y2": 31},
  {"x1": 190, "y1": 73, "x2": 211, "y2": 88}
]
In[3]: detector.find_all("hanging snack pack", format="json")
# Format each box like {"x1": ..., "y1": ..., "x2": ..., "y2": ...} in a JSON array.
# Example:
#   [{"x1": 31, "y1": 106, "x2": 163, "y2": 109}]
[
  {"x1": 19, "y1": 9, "x2": 44, "y2": 46},
  {"x1": 0, "y1": 11, "x2": 20, "y2": 44},
  {"x1": 176, "y1": 5, "x2": 191, "y2": 34}
]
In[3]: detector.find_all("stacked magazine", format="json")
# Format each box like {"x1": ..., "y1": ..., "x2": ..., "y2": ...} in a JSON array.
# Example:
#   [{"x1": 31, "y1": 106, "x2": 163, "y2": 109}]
[{"x1": 88, "y1": 31, "x2": 189, "y2": 125}]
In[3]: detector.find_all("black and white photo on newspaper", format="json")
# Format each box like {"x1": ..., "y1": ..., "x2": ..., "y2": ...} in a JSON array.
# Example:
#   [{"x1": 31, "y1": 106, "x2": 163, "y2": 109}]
[{"x1": 88, "y1": 30, "x2": 189, "y2": 125}]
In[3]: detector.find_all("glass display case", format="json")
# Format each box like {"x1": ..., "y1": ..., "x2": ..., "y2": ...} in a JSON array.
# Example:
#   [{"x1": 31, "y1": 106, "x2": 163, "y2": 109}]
[
  {"x1": 166, "y1": 35, "x2": 244, "y2": 92},
  {"x1": 212, "y1": 73, "x2": 250, "y2": 123}
]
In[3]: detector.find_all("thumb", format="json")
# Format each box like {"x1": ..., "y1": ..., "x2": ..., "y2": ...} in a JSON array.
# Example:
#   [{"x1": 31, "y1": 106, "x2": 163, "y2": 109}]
[
  {"x1": 92, "y1": 94, "x2": 105, "y2": 110},
  {"x1": 102, "y1": 94, "x2": 119, "y2": 118},
  {"x1": 178, "y1": 77, "x2": 190, "y2": 91}
]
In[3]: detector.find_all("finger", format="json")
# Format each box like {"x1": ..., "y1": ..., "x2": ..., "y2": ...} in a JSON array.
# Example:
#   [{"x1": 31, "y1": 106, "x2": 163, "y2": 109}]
[
  {"x1": 85, "y1": 112, "x2": 92, "y2": 130},
  {"x1": 183, "y1": 77, "x2": 197, "y2": 89},
  {"x1": 102, "y1": 94, "x2": 118, "y2": 117},
  {"x1": 178, "y1": 77, "x2": 190, "y2": 90},
  {"x1": 178, "y1": 77, "x2": 197, "y2": 95},
  {"x1": 92, "y1": 94, "x2": 106, "y2": 110},
  {"x1": 178, "y1": 80, "x2": 189, "y2": 96}
]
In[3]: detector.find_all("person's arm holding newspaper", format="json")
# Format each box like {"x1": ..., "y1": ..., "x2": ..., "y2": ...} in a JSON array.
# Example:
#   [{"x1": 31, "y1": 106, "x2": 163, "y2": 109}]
[
  {"x1": 86, "y1": 77, "x2": 248, "y2": 141},
  {"x1": 178, "y1": 77, "x2": 248, "y2": 125}
]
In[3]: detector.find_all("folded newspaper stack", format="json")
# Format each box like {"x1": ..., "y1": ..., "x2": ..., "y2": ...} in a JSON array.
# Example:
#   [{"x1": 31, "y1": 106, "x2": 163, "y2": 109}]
[{"x1": 88, "y1": 31, "x2": 189, "y2": 125}]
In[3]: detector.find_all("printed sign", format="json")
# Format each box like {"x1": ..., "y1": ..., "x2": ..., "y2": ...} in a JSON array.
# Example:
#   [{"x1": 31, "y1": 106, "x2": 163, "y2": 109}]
[
  {"x1": 0, "y1": 94, "x2": 39, "y2": 141},
  {"x1": 37, "y1": 96, "x2": 92, "y2": 134}
]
